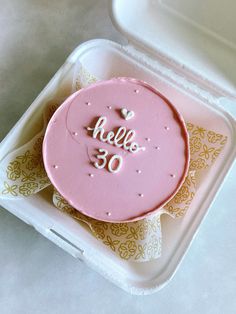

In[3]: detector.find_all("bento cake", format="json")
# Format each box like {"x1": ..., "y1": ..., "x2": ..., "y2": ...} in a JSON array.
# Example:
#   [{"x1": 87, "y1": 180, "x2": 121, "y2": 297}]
[{"x1": 43, "y1": 78, "x2": 189, "y2": 222}]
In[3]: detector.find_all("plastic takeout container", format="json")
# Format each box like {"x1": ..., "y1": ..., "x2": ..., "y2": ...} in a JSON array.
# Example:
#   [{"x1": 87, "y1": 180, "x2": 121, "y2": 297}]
[{"x1": 0, "y1": 0, "x2": 236, "y2": 294}]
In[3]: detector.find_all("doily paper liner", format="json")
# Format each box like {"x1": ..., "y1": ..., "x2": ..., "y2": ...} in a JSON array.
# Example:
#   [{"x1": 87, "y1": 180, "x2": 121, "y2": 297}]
[{"x1": 0, "y1": 64, "x2": 227, "y2": 262}]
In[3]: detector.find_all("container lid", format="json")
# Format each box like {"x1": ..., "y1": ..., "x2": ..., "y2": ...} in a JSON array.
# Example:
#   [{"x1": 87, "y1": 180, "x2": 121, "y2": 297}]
[{"x1": 110, "y1": 0, "x2": 236, "y2": 99}]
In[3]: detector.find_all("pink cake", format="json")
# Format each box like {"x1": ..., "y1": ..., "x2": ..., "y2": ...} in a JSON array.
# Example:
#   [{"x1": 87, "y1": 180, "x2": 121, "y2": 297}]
[{"x1": 43, "y1": 78, "x2": 189, "y2": 222}]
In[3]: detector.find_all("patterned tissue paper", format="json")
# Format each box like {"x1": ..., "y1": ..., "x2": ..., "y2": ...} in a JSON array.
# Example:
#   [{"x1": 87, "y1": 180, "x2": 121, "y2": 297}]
[{"x1": 0, "y1": 64, "x2": 227, "y2": 262}]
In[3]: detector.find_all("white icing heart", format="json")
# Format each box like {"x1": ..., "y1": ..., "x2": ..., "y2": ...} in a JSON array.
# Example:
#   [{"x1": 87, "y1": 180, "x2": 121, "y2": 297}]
[{"x1": 121, "y1": 108, "x2": 135, "y2": 120}]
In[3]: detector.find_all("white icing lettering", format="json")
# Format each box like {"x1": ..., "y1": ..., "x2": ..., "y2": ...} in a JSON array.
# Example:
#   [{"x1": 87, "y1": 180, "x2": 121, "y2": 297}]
[
  {"x1": 108, "y1": 155, "x2": 123, "y2": 173},
  {"x1": 87, "y1": 116, "x2": 145, "y2": 154},
  {"x1": 129, "y1": 142, "x2": 139, "y2": 153},
  {"x1": 113, "y1": 126, "x2": 126, "y2": 147},
  {"x1": 94, "y1": 149, "x2": 123, "y2": 174},
  {"x1": 87, "y1": 116, "x2": 106, "y2": 141},
  {"x1": 107, "y1": 131, "x2": 115, "y2": 144},
  {"x1": 123, "y1": 129, "x2": 135, "y2": 151},
  {"x1": 94, "y1": 148, "x2": 108, "y2": 169}
]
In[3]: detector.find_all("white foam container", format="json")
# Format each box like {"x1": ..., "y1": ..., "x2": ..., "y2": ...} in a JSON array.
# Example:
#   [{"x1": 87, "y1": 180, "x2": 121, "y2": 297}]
[{"x1": 0, "y1": 0, "x2": 236, "y2": 295}]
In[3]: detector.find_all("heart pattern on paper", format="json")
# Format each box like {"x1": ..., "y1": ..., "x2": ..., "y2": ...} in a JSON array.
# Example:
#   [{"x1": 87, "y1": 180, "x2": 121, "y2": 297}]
[{"x1": 121, "y1": 108, "x2": 135, "y2": 121}]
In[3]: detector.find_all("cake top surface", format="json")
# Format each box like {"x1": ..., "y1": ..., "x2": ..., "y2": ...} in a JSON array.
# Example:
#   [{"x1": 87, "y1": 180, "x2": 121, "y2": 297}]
[{"x1": 43, "y1": 78, "x2": 189, "y2": 222}]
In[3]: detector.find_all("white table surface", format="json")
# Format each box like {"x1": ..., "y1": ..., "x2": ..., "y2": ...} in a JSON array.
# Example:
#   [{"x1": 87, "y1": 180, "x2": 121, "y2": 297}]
[{"x1": 0, "y1": 1, "x2": 236, "y2": 313}]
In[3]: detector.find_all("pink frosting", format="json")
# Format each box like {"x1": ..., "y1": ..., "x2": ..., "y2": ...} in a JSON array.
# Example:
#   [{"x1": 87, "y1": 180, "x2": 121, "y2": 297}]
[{"x1": 43, "y1": 78, "x2": 189, "y2": 222}]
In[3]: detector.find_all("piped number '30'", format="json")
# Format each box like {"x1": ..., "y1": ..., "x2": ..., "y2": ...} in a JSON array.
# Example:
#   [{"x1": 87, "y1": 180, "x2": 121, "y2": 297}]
[{"x1": 94, "y1": 148, "x2": 123, "y2": 173}]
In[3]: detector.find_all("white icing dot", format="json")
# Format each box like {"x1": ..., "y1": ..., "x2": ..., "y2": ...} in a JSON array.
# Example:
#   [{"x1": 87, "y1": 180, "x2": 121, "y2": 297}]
[
  {"x1": 85, "y1": 102, "x2": 91, "y2": 106},
  {"x1": 106, "y1": 212, "x2": 111, "y2": 216},
  {"x1": 107, "y1": 106, "x2": 112, "y2": 109},
  {"x1": 53, "y1": 165, "x2": 58, "y2": 169},
  {"x1": 146, "y1": 138, "x2": 151, "y2": 142},
  {"x1": 155, "y1": 146, "x2": 160, "y2": 150},
  {"x1": 134, "y1": 89, "x2": 139, "y2": 93},
  {"x1": 72, "y1": 132, "x2": 78, "y2": 136},
  {"x1": 165, "y1": 126, "x2": 170, "y2": 130},
  {"x1": 89, "y1": 173, "x2": 94, "y2": 177},
  {"x1": 139, "y1": 193, "x2": 144, "y2": 197},
  {"x1": 136, "y1": 170, "x2": 142, "y2": 174},
  {"x1": 170, "y1": 174, "x2": 176, "y2": 178}
]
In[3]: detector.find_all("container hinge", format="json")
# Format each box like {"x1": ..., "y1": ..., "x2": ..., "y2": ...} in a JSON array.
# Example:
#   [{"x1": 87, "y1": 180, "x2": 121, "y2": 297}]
[{"x1": 122, "y1": 44, "x2": 224, "y2": 107}]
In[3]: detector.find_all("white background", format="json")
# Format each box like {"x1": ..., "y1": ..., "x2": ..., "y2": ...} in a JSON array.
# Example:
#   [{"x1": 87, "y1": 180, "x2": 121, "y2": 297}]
[{"x1": 0, "y1": 1, "x2": 236, "y2": 313}]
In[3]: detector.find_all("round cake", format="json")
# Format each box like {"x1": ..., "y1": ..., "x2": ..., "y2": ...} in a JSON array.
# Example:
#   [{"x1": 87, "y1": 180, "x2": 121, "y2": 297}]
[{"x1": 43, "y1": 77, "x2": 189, "y2": 222}]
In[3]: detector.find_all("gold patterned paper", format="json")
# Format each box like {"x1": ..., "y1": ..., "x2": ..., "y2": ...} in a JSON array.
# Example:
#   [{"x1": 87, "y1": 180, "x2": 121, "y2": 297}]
[
  {"x1": 72, "y1": 60, "x2": 98, "y2": 91},
  {"x1": 0, "y1": 102, "x2": 59, "y2": 198},
  {"x1": 0, "y1": 64, "x2": 228, "y2": 262},
  {"x1": 53, "y1": 189, "x2": 162, "y2": 261}
]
